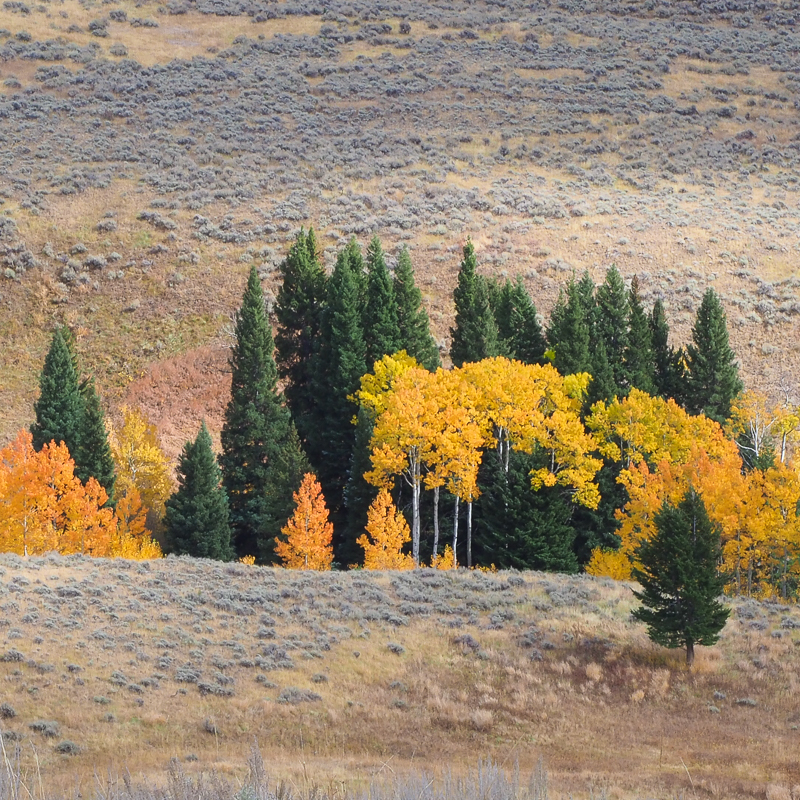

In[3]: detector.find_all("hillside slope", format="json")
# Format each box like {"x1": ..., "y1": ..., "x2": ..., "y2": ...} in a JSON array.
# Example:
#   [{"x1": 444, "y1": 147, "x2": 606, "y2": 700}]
[
  {"x1": 2, "y1": 0, "x2": 800, "y2": 449},
  {"x1": 0, "y1": 554, "x2": 798, "y2": 798}
]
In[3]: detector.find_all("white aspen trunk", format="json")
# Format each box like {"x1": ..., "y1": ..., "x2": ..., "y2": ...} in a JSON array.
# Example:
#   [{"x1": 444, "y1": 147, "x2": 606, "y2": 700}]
[
  {"x1": 466, "y1": 500, "x2": 473, "y2": 568},
  {"x1": 412, "y1": 454, "x2": 421, "y2": 566},
  {"x1": 432, "y1": 485, "x2": 440, "y2": 560},
  {"x1": 452, "y1": 495, "x2": 460, "y2": 568}
]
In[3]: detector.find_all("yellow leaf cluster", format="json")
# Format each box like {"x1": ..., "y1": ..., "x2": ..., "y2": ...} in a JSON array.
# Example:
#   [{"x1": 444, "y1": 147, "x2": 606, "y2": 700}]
[
  {"x1": 430, "y1": 545, "x2": 456, "y2": 570},
  {"x1": 357, "y1": 489, "x2": 414, "y2": 570},
  {"x1": 109, "y1": 407, "x2": 173, "y2": 522},
  {"x1": 275, "y1": 473, "x2": 333, "y2": 570}
]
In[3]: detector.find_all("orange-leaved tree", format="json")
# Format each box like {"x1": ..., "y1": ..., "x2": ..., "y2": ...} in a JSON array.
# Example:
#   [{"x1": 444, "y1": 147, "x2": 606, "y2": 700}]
[
  {"x1": 275, "y1": 473, "x2": 333, "y2": 570},
  {"x1": 111, "y1": 486, "x2": 162, "y2": 559},
  {"x1": 0, "y1": 430, "x2": 118, "y2": 556},
  {"x1": 357, "y1": 489, "x2": 414, "y2": 570}
]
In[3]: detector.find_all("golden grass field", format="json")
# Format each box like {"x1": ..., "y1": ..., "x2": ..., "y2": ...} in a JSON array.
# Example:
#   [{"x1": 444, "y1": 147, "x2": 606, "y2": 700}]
[{"x1": 0, "y1": 554, "x2": 798, "y2": 799}]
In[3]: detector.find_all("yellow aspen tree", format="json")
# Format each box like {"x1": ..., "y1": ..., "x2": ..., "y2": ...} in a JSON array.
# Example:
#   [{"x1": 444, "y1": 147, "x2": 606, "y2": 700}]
[
  {"x1": 111, "y1": 487, "x2": 162, "y2": 560},
  {"x1": 729, "y1": 390, "x2": 800, "y2": 467},
  {"x1": 275, "y1": 473, "x2": 333, "y2": 570},
  {"x1": 357, "y1": 489, "x2": 414, "y2": 570},
  {"x1": 108, "y1": 407, "x2": 173, "y2": 527}
]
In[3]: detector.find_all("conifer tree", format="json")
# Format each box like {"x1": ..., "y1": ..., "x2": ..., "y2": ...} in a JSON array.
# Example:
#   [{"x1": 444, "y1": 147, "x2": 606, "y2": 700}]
[
  {"x1": 450, "y1": 239, "x2": 499, "y2": 367},
  {"x1": 547, "y1": 281, "x2": 592, "y2": 376},
  {"x1": 650, "y1": 299, "x2": 686, "y2": 403},
  {"x1": 509, "y1": 281, "x2": 547, "y2": 365},
  {"x1": 632, "y1": 488, "x2": 730, "y2": 666},
  {"x1": 165, "y1": 422, "x2": 234, "y2": 561},
  {"x1": 31, "y1": 328, "x2": 84, "y2": 457},
  {"x1": 274, "y1": 228, "x2": 327, "y2": 449},
  {"x1": 310, "y1": 244, "x2": 369, "y2": 548},
  {"x1": 595, "y1": 265, "x2": 630, "y2": 395},
  {"x1": 625, "y1": 276, "x2": 656, "y2": 395},
  {"x1": 220, "y1": 265, "x2": 299, "y2": 559},
  {"x1": 363, "y1": 235, "x2": 401, "y2": 366},
  {"x1": 76, "y1": 378, "x2": 116, "y2": 504},
  {"x1": 393, "y1": 246, "x2": 440, "y2": 370},
  {"x1": 343, "y1": 406, "x2": 379, "y2": 562},
  {"x1": 684, "y1": 289, "x2": 743, "y2": 424},
  {"x1": 473, "y1": 450, "x2": 578, "y2": 572}
]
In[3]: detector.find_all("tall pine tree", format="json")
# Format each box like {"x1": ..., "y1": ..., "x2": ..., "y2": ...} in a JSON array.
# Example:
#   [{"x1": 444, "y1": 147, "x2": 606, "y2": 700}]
[
  {"x1": 76, "y1": 377, "x2": 116, "y2": 504},
  {"x1": 311, "y1": 243, "x2": 369, "y2": 558},
  {"x1": 31, "y1": 328, "x2": 84, "y2": 457},
  {"x1": 489, "y1": 278, "x2": 547, "y2": 364},
  {"x1": 650, "y1": 299, "x2": 686, "y2": 403},
  {"x1": 625, "y1": 276, "x2": 656, "y2": 395},
  {"x1": 274, "y1": 228, "x2": 327, "y2": 451},
  {"x1": 450, "y1": 239, "x2": 499, "y2": 367},
  {"x1": 393, "y1": 246, "x2": 440, "y2": 370},
  {"x1": 684, "y1": 289, "x2": 743, "y2": 424},
  {"x1": 363, "y1": 235, "x2": 400, "y2": 367},
  {"x1": 595, "y1": 264, "x2": 630, "y2": 396},
  {"x1": 220, "y1": 265, "x2": 302, "y2": 559},
  {"x1": 547, "y1": 280, "x2": 592, "y2": 376},
  {"x1": 165, "y1": 421, "x2": 234, "y2": 561}
]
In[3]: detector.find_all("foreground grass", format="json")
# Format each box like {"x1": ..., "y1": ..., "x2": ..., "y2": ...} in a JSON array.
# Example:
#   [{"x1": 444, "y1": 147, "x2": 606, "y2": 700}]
[{"x1": 0, "y1": 555, "x2": 797, "y2": 798}]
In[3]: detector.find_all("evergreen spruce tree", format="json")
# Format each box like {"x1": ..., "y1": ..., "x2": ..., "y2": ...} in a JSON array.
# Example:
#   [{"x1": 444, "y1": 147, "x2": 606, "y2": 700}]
[
  {"x1": 473, "y1": 450, "x2": 578, "y2": 572},
  {"x1": 311, "y1": 244, "x2": 369, "y2": 555},
  {"x1": 31, "y1": 327, "x2": 84, "y2": 457},
  {"x1": 547, "y1": 281, "x2": 592, "y2": 376},
  {"x1": 684, "y1": 289, "x2": 743, "y2": 424},
  {"x1": 595, "y1": 265, "x2": 631, "y2": 395},
  {"x1": 584, "y1": 338, "x2": 617, "y2": 408},
  {"x1": 487, "y1": 278, "x2": 515, "y2": 358},
  {"x1": 165, "y1": 421, "x2": 234, "y2": 561},
  {"x1": 220, "y1": 265, "x2": 299, "y2": 559},
  {"x1": 274, "y1": 228, "x2": 327, "y2": 450},
  {"x1": 342, "y1": 406, "x2": 379, "y2": 564},
  {"x1": 632, "y1": 488, "x2": 730, "y2": 666},
  {"x1": 509, "y1": 280, "x2": 547, "y2": 365},
  {"x1": 650, "y1": 299, "x2": 686, "y2": 403},
  {"x1": 76, "y1": 377, "x2": 116, "y2": 503},
  {"x1": 625, "y1": 276, "x2": 656, "y2": 395},
  {"x1": 393, "y1": 246, "x2": 440, "y2": 370},
  {"x1": 363, "y1": 235, "x2": 401, "y2": 366},
  {"x1": 449, "y1": 239, "x2": 499, "y2": 367}
]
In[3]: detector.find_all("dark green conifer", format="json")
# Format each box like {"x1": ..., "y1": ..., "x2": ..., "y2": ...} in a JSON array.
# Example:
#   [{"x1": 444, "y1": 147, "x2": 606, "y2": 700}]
[
  {"x1": 473, "y1": 450, "x2": 578, "y2": 572},
  {"x1": 76, "y1": 378, "x2": 116, "y2": 503},
  {"x1": 31, "y1": 328, "x2": 84, "y2": 457},
  {"x1": 625, "y1": 276, "x2": 656, "y2": 395},
  {"x1": 165, "y1": 422, "x2": 234, "y2": 561},
  {"x1": 363, "y1": 236, "x2": 401, "y2": 366},
  {"x1": 509, "y1": 281, "x2": 547, "y2": 365},
  {"x1": 450, "y1": 240, "x2": 499, "y2": 367},
  {"x1": 275, "y1": 228, "x2": 327, "y2": 449},
  {"x1": 342, "y1": 406, "x2": 379, "y2": 565},
  {"x1": 393, "y1": 246, "x2": 440, "y2": 370},
  {"x1": 547, "y1": 281, "x2": 592, "y2": 376},
  {"x1": 684, "y1": 289, "x2": 743, "y2": 424},
  {"x1": 595, "y1": 265, "x2": 630, "y2": 394},
  {"x1": 650, "y1": 299, "x2": 686, "y2": 403},
  {"x1": 632, "y1": 488, "x2": 730, "y2": 666},
  {"x1": 584, "y1": 338, "x2": 617, "y2": 408},
  {"x1": 220, "y1": 265, "x2": 299, "y2": 559},
  {"x1": 311, "y1": 244, "x2": 369, "y2": 549}
]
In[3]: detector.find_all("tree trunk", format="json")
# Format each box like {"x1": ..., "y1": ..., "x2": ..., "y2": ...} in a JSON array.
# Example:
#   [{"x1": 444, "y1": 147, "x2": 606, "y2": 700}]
[
  {"x1": 412, "y1": 456, "x2": 421, "y2": 567},
  {"x1": 452, "y1": 495, "x2": 460, "y2": 568},
  {"x1": 466, "y1": 500, "x2": 473, "y2": 568},
  {"x1": 686, "y1": 640, "x2": 695, "y2": 667},
  {"x1": 432, "y1": 485, "x2": 440, "y2": 560}
]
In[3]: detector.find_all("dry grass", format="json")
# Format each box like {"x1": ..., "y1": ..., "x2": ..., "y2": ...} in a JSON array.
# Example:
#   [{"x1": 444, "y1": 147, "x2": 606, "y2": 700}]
[{"x1": 0, "y1": 556, "x2": 797, "y2": 799}]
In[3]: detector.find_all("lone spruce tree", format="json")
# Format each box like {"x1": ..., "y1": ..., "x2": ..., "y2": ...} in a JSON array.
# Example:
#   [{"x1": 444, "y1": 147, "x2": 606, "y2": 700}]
[
  {"x1": 632, "y1": 488, "x2": 729, "y2": 666},
  {"x1": 220, "y1": 265, "x2": 301, "y2": 559},
  {"x1": 165, "y1": 422, "x2": 234, "y2": 561},
  {"x1": 684, "y1": 289, "x2": 743, "y2": 424},
  {"x1": 393, "y1": 246, "x2": 440, "y2": 370},
  {"x1": 450, "y1": 239, "x2": 499, "y2": 367},
  {"x1": 274, "y1": 228, "x2": 327, "y2": 450},
  {"x1": 31, "y1": 327, "x2": 84, "y2": 457},
  {"x1": 595, "y1": 264, "x2": 630, "y2": 395}
]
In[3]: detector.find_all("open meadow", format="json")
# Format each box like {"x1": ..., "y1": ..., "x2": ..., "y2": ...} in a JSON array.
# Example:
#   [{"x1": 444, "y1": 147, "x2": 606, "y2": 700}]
[{"x1": 0, "y1": 555, "x2": 798, "y2": 799}]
